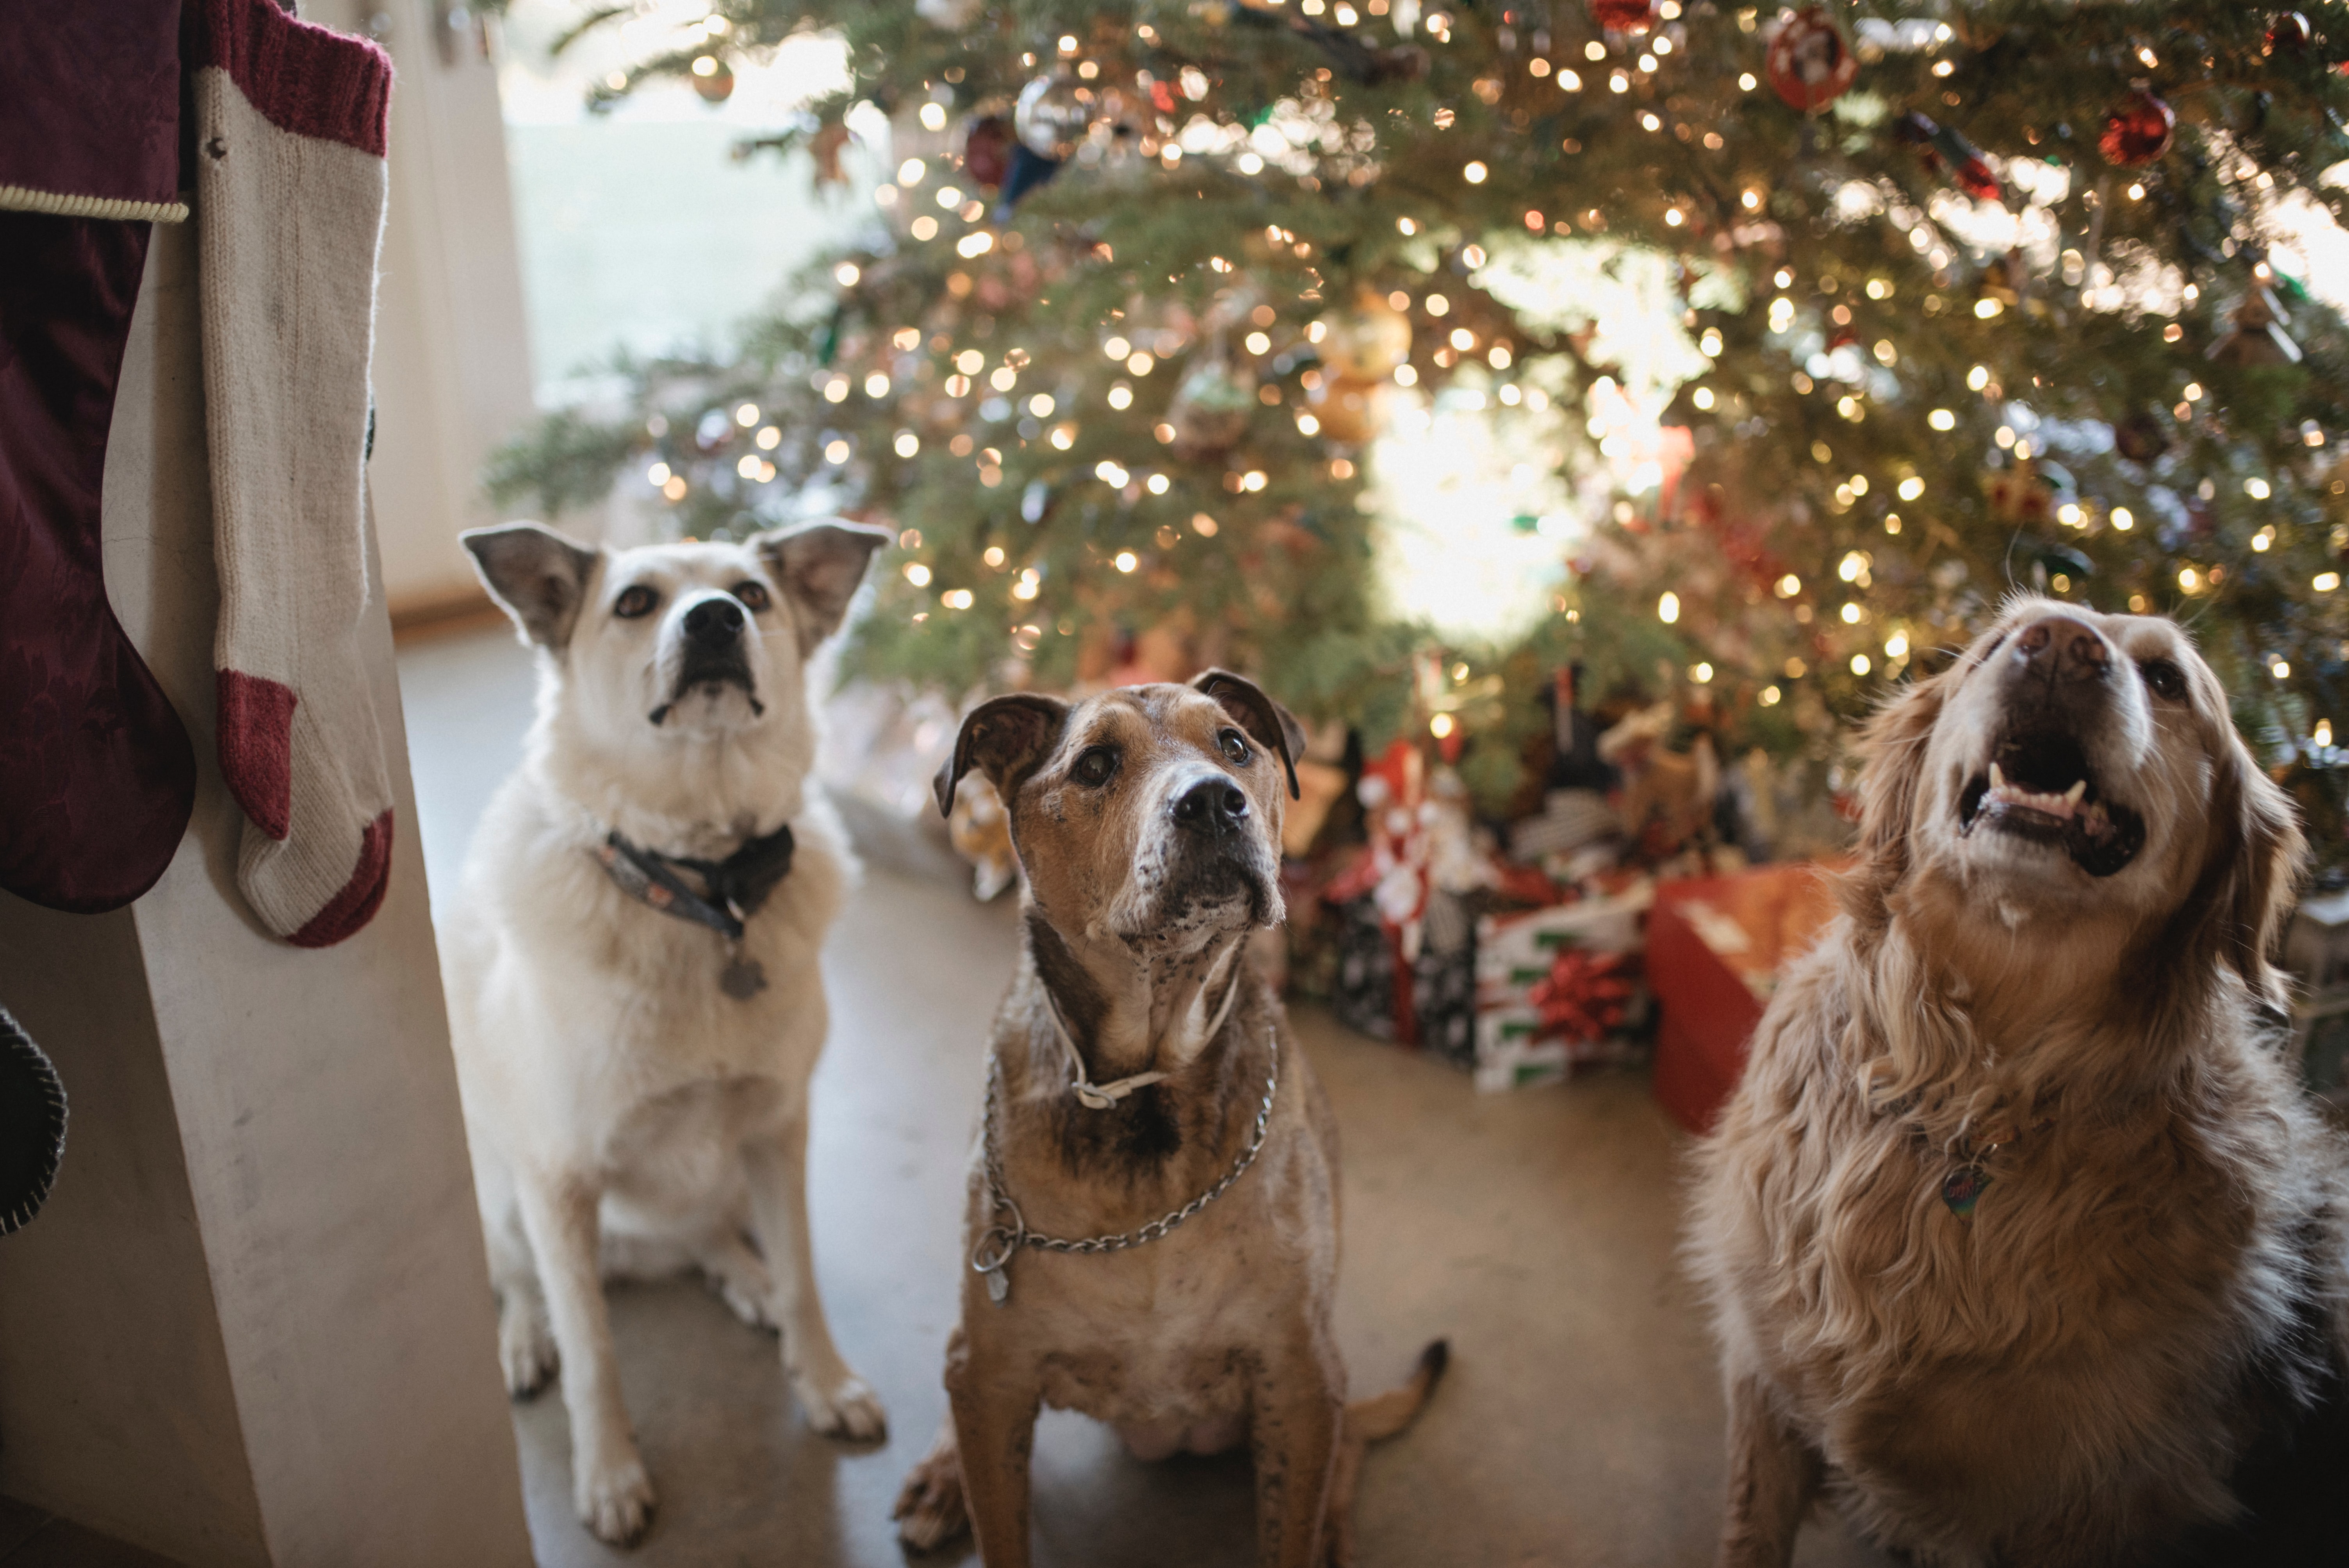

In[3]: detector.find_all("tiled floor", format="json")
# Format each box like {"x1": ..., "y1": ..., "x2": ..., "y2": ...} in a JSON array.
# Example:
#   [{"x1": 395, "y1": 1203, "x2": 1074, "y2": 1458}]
[{"x1": 395, "y1": 626, "x2": 1893, "y2": 1568}]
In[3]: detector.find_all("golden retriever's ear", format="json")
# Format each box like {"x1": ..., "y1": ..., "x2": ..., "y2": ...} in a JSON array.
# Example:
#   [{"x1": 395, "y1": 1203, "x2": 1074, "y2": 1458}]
[
  {"x1": 2207, "y1": 734, "x2": 2307, "y2": 1006},
  {"x1": 1851, "y1": 672, "x2": 1948, "y2": 887},
  {"x1": 934, "y1": 694, "x2": 1070, "y2": 818}
]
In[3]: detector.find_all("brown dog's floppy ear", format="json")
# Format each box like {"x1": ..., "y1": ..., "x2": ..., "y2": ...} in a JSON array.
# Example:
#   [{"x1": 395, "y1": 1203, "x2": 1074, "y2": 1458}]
[
  {"x1": 2208, "y1": 731, "x2": 2308, "y2": 1008},
  {"x1": 1193, "y1": 669, "x2": 1305, "y2": 800},
  {"x1": 934, "y1": 693, "x2": 1071, "y2": 818},
  {"x1": 757, "y1": 520, "x2": 893, "y2": 654},
  {"x1": 1846, "y1": 669, "x2": 1948, "y2": 911},
  {"x1": 462, "y1": 522, "x2": 601, "y2": 651}
]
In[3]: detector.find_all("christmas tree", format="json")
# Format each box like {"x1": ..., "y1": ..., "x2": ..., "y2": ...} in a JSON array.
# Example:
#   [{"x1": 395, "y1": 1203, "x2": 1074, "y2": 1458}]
[{"x1": 489, "y1": 0, "x2": 2349, "y2": 863}]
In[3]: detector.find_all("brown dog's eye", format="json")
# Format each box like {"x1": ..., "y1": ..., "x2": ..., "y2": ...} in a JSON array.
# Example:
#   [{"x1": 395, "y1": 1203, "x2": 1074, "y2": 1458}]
[
  {"x1": 733, "y1": 580, "x2": 772, "y2": 612},
  {"x1": 1071, "y1": 747, "x2": 1118, "y2": 787},
  {"x1": 613, "y1": 584, "x2": 657, "y2": 619},
  {"x1": 2138, "y1": 659, "x2": 2186, "y2": 700},
  {"x1": 1217, "y1": 728, "x2": 1252, "y2": 766}
]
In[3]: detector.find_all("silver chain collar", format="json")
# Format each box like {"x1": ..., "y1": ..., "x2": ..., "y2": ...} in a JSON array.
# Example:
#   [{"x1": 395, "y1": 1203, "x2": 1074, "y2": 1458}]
[{"x1": 970, "y1": 1028, "x2": 1280, "y2": 1306}]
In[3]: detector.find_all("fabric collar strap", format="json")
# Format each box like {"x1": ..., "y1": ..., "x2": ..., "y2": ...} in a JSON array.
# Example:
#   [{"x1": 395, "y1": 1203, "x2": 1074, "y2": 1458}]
[
  {"x1": 1043, "y1": 961, "x2": 1245, "y2": 1111},
  {"x1": 594, "y1": 821, "x2": 796, "y2": 941}
]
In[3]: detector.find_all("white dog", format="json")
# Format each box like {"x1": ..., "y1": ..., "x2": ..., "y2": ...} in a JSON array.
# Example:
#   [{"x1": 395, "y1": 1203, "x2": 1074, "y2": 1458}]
[{"x1": 443, "y1": 518, "x2": 889, "y2": 1543}]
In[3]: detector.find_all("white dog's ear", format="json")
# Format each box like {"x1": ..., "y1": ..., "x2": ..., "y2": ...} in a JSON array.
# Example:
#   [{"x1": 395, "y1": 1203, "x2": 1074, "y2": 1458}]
[
  {"x1": 757, "y1": 520, "x2": 891, "y2": 654},
  {"x1": 1848, "y1": 670, "x2": 1948, "y2": 909},
  {"x1": 1192, "y1": 669, "x2": 1305, "y2": 799},
  {"x1": 462, "y1": 522, "x2": 600, "y2": 651},
  {"x1": 935, "y1": 694, "x2": 1069, "y2": 818}
]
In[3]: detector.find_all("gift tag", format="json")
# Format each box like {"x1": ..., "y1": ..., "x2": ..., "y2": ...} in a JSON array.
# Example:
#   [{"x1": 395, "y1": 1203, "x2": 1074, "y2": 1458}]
[
  {"x1": 720, "y1": 953, "x2": 768, "y2": 1000},
  {"x1": 1941, "y1": 1164, "x2": 1990, "y2": 1218},
  {"x1": 986, "y1": 1265, "x2": 1010, "y2": 1305}
]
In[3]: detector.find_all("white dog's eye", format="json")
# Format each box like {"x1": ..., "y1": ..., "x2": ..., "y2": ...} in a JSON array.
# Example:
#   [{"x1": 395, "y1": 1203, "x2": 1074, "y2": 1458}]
[
  {"x1": 1217, "y1": 728, "x2": 1252, "y2": 766},
  {"x1": 613, "y1": 584, "x2": 658, "y2": 619},
  {"x1": 733, "y1": 580, "x2": 772, "y2": 612},
  {"x1": 2138, "y1": 659, "x2": 2186, "y2": 700}
]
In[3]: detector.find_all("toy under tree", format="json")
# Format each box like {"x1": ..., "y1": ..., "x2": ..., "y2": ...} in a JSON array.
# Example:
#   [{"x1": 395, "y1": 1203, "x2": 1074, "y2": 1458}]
[{"x1": 490, "y1": 0, "x2": 2349, "y2": 869}]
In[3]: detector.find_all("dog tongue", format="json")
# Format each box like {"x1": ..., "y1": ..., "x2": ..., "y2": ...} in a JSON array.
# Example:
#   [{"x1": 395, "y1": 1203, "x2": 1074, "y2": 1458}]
[{"x1": 1986, "y1": 762, "x2": 2087, "y2": 822}]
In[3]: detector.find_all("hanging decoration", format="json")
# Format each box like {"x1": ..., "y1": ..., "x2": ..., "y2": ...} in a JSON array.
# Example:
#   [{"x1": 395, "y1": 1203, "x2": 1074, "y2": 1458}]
[
  {"x1": 2100, "y1": 86, "x2": 2175, "y2": 166},
  {"x1": 689, "y1": 55, "x2": 734, "y2": 103},
  {"x1": 1014, "y1": 72, "x2": 1094, "y2": 159},
  {"x1": 1895, "y1": 112, "x2": 2002, "y2": 202},
  {"x1": 958, "y1": 114, "x2": 1016, "y2": 189},
  {"x1": 1764, "y1": 8, "x2": 1859, "y2": 114},
  {"x1": 1591, "y1": 0, "x2": 1656, "y2": 36}
]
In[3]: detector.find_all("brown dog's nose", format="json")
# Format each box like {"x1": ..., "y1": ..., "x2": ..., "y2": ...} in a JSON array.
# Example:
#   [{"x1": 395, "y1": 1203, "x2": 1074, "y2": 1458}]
[
  {"x1": 1173, "y1": 777, "x2": 1250, "y2": 835},
  {"x1": 2014, "y1": 615, "x2": 2110, "y2": 683}
]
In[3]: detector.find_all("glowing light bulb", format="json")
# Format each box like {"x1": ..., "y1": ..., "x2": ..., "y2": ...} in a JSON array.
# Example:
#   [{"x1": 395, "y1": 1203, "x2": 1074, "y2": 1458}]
[{"x1": 1658, "y1": 592, "x2": 1680, "y2": 624}]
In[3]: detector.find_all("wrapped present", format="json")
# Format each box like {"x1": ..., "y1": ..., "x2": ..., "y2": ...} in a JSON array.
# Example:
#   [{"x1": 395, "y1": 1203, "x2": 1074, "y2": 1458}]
[
  {"x1": 2285, "y1": 888, "x2": 2349, "y2": 1101},
  {"x1": 1648, "y1": 861, "x2": 1843, "y2": 1133},
  {"x1": 1330, "y1": 894, "x2": 1407, "y2": 1043},
  {"x1": 1475, "y1": 878, "x2": 1652, "y2": 998},
  {"x1": 1458, "y1": 880, "x2": 1654, "y2": 1091}
]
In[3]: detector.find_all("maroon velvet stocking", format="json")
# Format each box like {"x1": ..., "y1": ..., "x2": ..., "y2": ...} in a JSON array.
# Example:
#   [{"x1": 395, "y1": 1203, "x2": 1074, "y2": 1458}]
[{"x1": 0, "y1": 212, "x2": 196, "y2": 913}]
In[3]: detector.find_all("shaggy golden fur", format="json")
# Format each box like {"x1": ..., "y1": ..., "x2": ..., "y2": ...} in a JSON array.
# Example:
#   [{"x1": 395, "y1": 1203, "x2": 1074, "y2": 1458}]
[{"x1": 1690, "y1": 597, "x2": 2347, "y2": 1568}]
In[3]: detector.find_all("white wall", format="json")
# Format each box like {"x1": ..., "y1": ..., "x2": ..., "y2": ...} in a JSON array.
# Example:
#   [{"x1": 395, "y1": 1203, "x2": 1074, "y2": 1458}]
[{"x1": 342, "y1": 0, "x2": 538, "y2": 613}]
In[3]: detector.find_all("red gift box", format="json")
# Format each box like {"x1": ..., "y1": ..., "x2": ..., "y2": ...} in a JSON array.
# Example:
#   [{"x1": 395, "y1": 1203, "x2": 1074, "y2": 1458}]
[{"x1": 1648, "y1": 862, "x2": 1844, "y2": 1134}]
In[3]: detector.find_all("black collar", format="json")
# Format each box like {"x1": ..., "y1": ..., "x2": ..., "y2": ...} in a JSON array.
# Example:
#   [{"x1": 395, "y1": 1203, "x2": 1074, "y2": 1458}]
[{"x1": 594, "y1": 821, "x2": 795, "y2": 941}]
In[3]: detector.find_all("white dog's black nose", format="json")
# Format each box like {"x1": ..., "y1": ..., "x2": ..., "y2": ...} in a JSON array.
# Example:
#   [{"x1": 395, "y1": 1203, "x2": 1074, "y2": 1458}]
[
  {"x1": 684, "y1": 597, "x2": 745, "y2": 648},
  {"x1": 2014, "y1": 615, "x2": 2110, "y2": 684},
  {"x1": 1173, "y1": 777, "x2": 1250, "y2": 835}
]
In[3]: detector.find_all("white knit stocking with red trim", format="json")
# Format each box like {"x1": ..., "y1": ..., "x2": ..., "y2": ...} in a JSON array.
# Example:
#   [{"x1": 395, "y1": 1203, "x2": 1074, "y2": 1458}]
[{"x1": 194, "y1": 0, "x2": 396, "y2": 947}]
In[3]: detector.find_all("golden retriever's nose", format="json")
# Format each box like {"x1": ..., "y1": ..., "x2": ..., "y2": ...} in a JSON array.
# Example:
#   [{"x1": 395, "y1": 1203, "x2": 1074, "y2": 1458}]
[
  {"x1": 1172, "y1": 777, "x2": 1251, "y2": 836},
  {"x1": 2016, "y1": 615, "x2": 2110, "y2": 683}
]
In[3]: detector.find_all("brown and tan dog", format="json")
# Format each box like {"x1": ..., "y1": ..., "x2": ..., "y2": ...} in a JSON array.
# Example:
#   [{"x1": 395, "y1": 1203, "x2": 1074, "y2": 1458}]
[
  {"x1": 1690, "y1": 598, "x2": 2349, "y2": 1568},
  {"x1": 893, "y1": 671, "x2": 1444, "y2": 1567}
]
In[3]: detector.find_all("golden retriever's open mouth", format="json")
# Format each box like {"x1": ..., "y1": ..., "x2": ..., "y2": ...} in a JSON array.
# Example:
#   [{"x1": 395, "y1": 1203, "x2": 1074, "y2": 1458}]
[{"x1": 1957, "y1": 728, "x2": 2147, "y2": 877}]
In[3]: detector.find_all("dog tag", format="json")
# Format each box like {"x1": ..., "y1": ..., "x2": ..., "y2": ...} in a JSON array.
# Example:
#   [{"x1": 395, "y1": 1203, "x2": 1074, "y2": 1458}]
[
  {"x1": 1941, "y1": 1164, "x2": 1990, "y2": 1219},
  {"x1": 986, "y1": 1265, "x2": 1010, "y2": 1305},
  {"x1": 720, "y1": 955, "x2": 768, "y2": 1000}
]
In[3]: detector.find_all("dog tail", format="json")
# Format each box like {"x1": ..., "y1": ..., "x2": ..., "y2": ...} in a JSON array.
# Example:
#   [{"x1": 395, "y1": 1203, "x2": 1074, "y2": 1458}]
[{"x1": 1345, "y1": 1339, "x2": 1448, "y2": 1443}]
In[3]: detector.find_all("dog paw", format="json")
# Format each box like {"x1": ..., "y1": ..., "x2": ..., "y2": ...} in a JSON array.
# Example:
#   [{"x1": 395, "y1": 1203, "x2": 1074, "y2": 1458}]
[
  {"x1": 795, "y1": 1369, "x2": 888, "y2": 1442},
  {"x1": 499, "y1": 1299, "x2": 558, "y2": 1399},
  {"x1": 708, "y1": 1274, "x2": 776, "y2": 1332},
  {"x1": 575, "y1": 1452, "x2": 656, "y2": 1546},
  {"x1": 892, "y1": 1449, "x2": 971, "y2": 1552}
]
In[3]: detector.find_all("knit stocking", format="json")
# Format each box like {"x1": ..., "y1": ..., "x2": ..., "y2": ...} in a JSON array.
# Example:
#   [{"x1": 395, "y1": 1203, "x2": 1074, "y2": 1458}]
[
  {"x1": 192, "y1": 0, "x2": 397, "y2": 947},
  {"x1": 0, "y1": 0, "x2": 196, "y2": 914},
  {"x1": 0, "y1": 216, "x2": 197, "y2": 913}
]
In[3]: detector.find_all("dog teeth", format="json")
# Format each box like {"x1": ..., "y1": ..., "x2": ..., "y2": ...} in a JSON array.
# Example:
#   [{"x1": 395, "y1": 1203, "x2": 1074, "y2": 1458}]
[{"x1": 1983, "y1": 766, "x2": 2088, "y2": 823}]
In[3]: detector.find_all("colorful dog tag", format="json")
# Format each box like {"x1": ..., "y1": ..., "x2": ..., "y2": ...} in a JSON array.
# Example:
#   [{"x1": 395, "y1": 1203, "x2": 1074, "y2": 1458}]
[{"x1": 1941, "y1": 1164, "x2": 1990, "y2": 1218}]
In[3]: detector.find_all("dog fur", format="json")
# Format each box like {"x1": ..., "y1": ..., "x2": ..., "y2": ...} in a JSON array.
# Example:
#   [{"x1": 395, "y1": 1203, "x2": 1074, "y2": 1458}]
[
  {"x1": 442, "y1": 518, "x2": 888, "y2": 1543},
  {"x1": 891, "y1": 674, "x2": 1444, "y2": 1566},
  {"x1": 1690, "y1": 597, "x2": 2347, "y2": 1567}
]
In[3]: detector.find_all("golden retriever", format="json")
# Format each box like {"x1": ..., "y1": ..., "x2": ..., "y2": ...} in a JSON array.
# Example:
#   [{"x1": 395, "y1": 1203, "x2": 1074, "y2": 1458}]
[{"x1": 1690, "y1": 597, "x2": 2348, "y2": 1567}]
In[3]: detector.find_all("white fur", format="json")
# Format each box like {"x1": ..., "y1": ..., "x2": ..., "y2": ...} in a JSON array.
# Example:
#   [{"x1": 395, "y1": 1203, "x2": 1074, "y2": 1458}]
[{"x1": 441, "y1": 529, "x2": 884, "y2": 1544}]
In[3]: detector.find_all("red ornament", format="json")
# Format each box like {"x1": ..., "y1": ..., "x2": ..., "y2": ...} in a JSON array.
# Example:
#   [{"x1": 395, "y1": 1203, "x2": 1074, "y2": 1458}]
[
  {"x1": 1765, "y1": 8, "x2": 1859, "y2": 114},
  {"x1": 2099, "y1": 88, "x2": 2174, "y2": 166},
  {"x1": 1592, "y1": 0, "x2": 1654, "y2": 34},
  {"x1": 2267, "y1": 12, "x2": 2312, "y2": 52},
  {"x1": 689, "y1": 57, "x2": 734, "y2": 103},
  {"x1": 959, "y1": 114, "x2": 1015, "y2": 189}
]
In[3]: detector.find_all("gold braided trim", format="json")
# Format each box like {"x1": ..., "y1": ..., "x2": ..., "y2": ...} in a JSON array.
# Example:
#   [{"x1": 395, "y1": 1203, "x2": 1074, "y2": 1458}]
[{"x1": 0, "y1": 184, "x2": 189, "y2": 224}]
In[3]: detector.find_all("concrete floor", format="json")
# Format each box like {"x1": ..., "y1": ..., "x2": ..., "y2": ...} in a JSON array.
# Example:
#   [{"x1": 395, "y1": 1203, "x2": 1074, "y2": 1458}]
[{"x1": 397, "y1": 626, "x2": 1895, "y2": 1568}]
